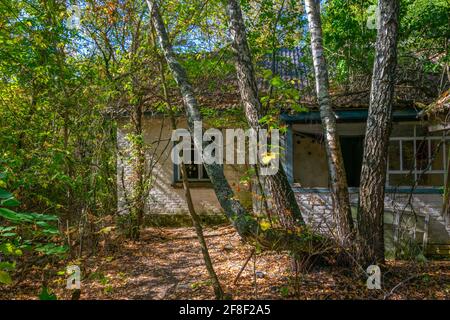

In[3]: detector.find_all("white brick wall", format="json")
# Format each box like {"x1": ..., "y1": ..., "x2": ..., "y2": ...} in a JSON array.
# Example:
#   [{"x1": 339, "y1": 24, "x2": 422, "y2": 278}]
[
  {"x1": 117, "y1": 116, "x2": 450, "y2": 247},
  {"x1": 295, "y1": 191, "x2": 449, "y2": 246}
]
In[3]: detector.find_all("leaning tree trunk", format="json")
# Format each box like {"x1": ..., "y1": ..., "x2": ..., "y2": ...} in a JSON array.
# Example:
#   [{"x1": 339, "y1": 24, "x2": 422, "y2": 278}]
[
  {"x1": 146, "y1": 0, "x2": 258, "y2": 238},
  {"x1": 358, "y1": 0, "x2": 399, "y2": 264},
  {"x1": 157, "y1": 55, "x2": 225, "y2": 299},
  {"x1": 304, "y1": 0, "x2": 354, "y2": 245},
  {"x1": 226, "y1": 0, "x2": 305, "y2": 230},
  {"x1": 146, "y1": 0, "x2": 328, "y2": 258}
]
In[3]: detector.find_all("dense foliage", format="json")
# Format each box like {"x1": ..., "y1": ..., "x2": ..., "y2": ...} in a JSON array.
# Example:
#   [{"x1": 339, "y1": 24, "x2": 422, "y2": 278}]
[{"x1": 0, "y1": 0, "x2": 448, "y2": 294}]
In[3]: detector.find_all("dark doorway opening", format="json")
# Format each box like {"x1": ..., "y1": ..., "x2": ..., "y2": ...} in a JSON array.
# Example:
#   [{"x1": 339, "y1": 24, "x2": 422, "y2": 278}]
[{"x1": 339, "y1": 136, "x2": 364, "y2": 187}]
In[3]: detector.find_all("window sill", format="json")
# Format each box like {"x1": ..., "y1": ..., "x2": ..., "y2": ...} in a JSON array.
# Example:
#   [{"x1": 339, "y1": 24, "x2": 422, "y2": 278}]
[
  {"x1": 290, "y1": 184, "x2": 443, "y2": 194},
  {"x1": 171, "y1": 181, "x2": 214, "y2": 189}
]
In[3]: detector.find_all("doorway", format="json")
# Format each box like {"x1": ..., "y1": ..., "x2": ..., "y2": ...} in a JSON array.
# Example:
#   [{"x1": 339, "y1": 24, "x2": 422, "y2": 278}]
[{"x1": 339, "y1": 136, "x2": 364, "y2": 187}]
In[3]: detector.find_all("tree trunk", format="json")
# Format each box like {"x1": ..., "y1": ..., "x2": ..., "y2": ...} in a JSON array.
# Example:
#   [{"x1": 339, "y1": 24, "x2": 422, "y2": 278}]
[
  {"x1": 358, "y1": 0, "x2": 400, "y2": 264},
  {"x1": 225, "y1": 0, "x2": 305, "y2": 229},
  {"x1": 129, "y1": 103, "x2": 145, "y2": 240},
  {"x1": 147, "y1": 0, "x2": 328, "y2": 259},
  {"x1": 179, "y1": 163, "x2": 225, "y2": 299},
  {"x1": 146, "y1": 0, "x2": 258, "y2": 238},
  {"x1": 157, "y1": 54, "x2": 225, "y2": 299},
  {"x1": 304, "y1": 0, "x2": 354, "y2": 244}
]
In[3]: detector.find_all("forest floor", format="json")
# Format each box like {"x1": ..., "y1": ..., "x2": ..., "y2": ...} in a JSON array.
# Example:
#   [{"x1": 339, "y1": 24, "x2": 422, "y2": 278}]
[{"x1": 2, "y1": 225, "x2": 450, "y2": 300}]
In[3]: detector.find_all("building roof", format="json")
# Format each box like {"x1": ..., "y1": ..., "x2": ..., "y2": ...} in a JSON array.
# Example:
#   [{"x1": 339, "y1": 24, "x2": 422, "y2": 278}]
[
  {"x1": 111, "y1": 47, "x2": 442, "y2": 118},
  {"x1": 281, "y1": 109, "x2": 420, "y2": 123},
  {"x1": 423, "y1": 90, "x2": 450, "y2": 119},
  {"x1": 267, "y1": 48, "x2": 438, "y2": 112}
]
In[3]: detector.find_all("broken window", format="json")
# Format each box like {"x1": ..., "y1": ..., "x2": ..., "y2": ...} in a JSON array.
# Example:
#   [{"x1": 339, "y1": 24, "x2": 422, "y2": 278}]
[
  {"x1": 174, "y1": 145, "x2": 210, "y2": 182},
  {"x1": 387, "y1": 124, "x2": 449, "y2": 188}
]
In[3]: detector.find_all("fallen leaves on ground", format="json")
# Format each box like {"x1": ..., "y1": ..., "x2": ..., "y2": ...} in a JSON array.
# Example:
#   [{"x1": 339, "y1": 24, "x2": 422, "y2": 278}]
[{"x1": 1, "y1": 225, "x2": 449, "y2": 300}]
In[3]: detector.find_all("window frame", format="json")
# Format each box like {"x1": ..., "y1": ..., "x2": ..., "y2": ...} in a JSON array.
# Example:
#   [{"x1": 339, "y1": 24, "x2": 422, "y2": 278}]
[
  {"x1": 387, "y1": 125, "x2": 449, "y2": 188},
  {"x1": 171, "y1": 141, "x2": 211, "y2": 184},
  {"x1": 175, "y1": 163, "x2": 210, "y2": 182}
]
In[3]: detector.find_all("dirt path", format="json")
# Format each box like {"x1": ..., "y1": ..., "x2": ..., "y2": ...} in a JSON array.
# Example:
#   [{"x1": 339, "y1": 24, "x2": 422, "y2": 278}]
[
  {"x1": 78, "y1": 226, "x2": 292, "y2": 300},
  {"x1": 2, "y1": 226, "x2": 450, "y2": 300}
]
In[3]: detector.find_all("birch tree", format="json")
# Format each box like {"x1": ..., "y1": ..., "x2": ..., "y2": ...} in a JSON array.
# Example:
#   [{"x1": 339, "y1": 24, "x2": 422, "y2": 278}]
[
  {"x1": 225, "y1": 0, "x2": 305, "y2": 230},
  {"x1": 146, "y1": 0, "x2": 324, "y2": 258},
  {"x1": 156, "y1": 52, "x2": 224, "y2": 299},
  {"x1": 304, "y1": 0, "x2": 354, "y2": 244},
  {"x1": 358, "y1": 0, "x2": 400, "y2": 264},
  {"x1": 146, "y1": 0, "x2": 258, "y2": 238}
]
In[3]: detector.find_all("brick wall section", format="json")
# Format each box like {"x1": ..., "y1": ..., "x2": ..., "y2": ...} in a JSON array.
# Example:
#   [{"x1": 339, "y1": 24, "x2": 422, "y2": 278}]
[
  {"x1": 295, "y1": 191, "x2": 449, "y2": 246},
  {"x1": 117, "y1": 116, "x2": 251, "y2": 216},
  {"x1": 117, "y1": 116, "x2": 449, "y2": 247}
]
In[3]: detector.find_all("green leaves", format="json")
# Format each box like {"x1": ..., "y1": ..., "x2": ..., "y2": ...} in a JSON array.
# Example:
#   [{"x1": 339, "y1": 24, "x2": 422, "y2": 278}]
[
  {"x1": 0, "y1": 226, "x2": 17, "y2": 236},
  {"x1": 0, "y1": 242, "x2": 22, "y2": 256},
  {"x1": 0, "y1": 261, "x2": 16, "y2": 271},
  {"x1": 35, "y1": 243, "x2": 68, "y2": 256},
  {"x1": 0, "y1": 260, "x2": 15, "y2": 285},
  {"x1": 0, "y1": 188, "x2": 13, "y2": 199},
  {"x1": 0, "y1": 206, "x2": 58, "y2": 225},
  {"x1": 269, "y1": 76, "x2": 283, "y2": 88},
  {"x1": 0, "y1": 187, "x2": 66, "y2": 285},
  {"x1": 0, "y1": 208, "x2": 20, "y2": 221},
  {"x1": 1, "y1": 197, "x2": 20, "y2": 207},
  {"x1": 320, "y1": 0, "x2": 449, "y2": 85},
  {"x1": 0, "y1": 208, "x2": 55, "y2": 225},
  {"x1": 38, "y1": 286, "x2": 57, "y2": 300},
  {"x1": 0, "y1": 271, "x2": 12, "y2": 285}
]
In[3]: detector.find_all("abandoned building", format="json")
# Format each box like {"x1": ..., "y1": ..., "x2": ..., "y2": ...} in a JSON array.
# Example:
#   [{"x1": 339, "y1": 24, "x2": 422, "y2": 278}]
[{"x1": 117, "y1": 48, "x2": 450, "y2": 257}]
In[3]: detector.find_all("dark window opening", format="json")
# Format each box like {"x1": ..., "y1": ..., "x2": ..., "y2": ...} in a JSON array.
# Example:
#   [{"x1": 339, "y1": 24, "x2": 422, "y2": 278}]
[
  {"x1": 340, "y1": 136, "x2": 364, "y2": 188},
  {"x1": 174, "y1": 144, "x2": 210, "y2": 182},
  {"x1": 180, "y1": 163, "x2": 209, "y2": 181}
]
